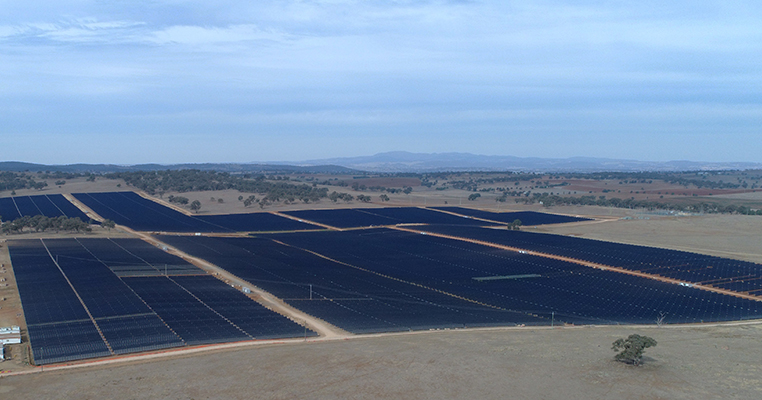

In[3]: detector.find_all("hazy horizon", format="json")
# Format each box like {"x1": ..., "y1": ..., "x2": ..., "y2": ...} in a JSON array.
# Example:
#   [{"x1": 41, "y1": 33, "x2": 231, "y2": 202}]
[{"x1": 3, "y1": 1, "x2": 761, "y2": 164}]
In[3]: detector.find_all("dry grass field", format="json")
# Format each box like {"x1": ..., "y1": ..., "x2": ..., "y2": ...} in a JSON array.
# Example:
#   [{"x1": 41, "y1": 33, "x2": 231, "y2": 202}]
[{"x1": 3, "y1": 323, "x2": 762, "y2": 399}]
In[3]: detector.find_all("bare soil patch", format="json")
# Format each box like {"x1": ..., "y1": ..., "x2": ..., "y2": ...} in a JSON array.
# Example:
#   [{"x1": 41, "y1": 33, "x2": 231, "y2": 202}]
[
  {"x1": 335, "y1": 177, "x2": 421, "y2": 187},
  {"x1": 0, "y1": 177, "x2": 128, "y2": 198}
]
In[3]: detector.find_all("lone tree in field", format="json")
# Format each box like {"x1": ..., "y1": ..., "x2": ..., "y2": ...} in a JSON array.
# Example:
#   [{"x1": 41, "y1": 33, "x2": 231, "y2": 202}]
[
  {"x1": 612, "y1": 334, "x2": 657, "y2": 365},
  {"x1": 190, "y1": 200, "x2": 202, "y2": 213}
]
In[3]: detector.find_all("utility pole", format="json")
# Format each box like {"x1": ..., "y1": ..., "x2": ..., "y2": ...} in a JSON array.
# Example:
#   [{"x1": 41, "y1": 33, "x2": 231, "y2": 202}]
[
  {"x1": 309, "y1": 284, "x2": 312, "y2": 300},
  {"x1": 551, "y1": 311, "x2": 555, "y2": 327}
]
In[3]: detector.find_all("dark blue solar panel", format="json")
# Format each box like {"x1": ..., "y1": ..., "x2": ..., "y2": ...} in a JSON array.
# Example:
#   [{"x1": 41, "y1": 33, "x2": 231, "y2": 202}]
[
  {"x1": 43, "y1": 239, "x2": 153, "y2": 319},
  {"x1": 9, "y1": 241, "x2": 90, "y2": 325},
  {"x1": 417, "y1": 225, "x2": 762, "y2": 295},
  {"x1": 76, "y1": 238, "x2": 202, "y2": 276},
  {"x1": 73, "y1": 191, "x2": 318, "y2": 233},
  {"x1": 97, "y1": 314, "x2": 184, "y2": 354},
  {"x1": 0, "y1": 195, "x2": 91, "y2": 220},
  {"x1": 28, "y1": 195, "x2": 66, "y2": 217},
  {"x1": 281, "y1": 207, "x2": 496, "y2": 228},
  {"x1": 368, "y1": 207, "x2": 499, "y2": 226},
  {"x1": 0, "y1": 197, "x2": 22, "y2": 220},
  {"x1": 28, "y1": 320, "x2": 111, "y2": 365},
  {"x1": 197, "y1": 213, "x2": 321, "y2": 232},
  {"x1": 171, "y1": 276, "x2": 314, "y2": 339},
  {"x1": 433, "y1": 207, "x2": 591, "y2": 225},
  {"x1": 47, "y1": 194, "x2": 94, "y2": 220},
  {"x1": 122, "y1": 276, "x2": 251, "y2": 345},
  {"x1": 10, "y1": 196, "x2": 43, "y2": 216},
  {"x1": 73, "y1": 192, "x2": 221, "y2": 232},
  {"x1": 11, "y1": 237, "x2": 296, "y2": 365},
  {"x1": 281, "y1": 208, "x2": 401, "y2": 228},
  {"x1": 257, "y1": 229, "x2": 762, "y2": 325},
  {"x1": 156, "y1": 235, "x2": 549, "y2": 333}
]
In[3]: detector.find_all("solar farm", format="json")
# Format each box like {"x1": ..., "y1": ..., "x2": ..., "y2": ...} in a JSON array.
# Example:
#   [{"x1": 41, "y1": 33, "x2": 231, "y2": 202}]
[{"x1": 3, "y1": 190, "x2": 762, "y2": 367}]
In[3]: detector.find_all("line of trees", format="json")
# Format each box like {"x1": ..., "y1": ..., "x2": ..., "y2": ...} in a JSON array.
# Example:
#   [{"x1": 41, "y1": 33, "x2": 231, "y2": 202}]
[
  {"x1": 106, "y1": 170, "x2": 336, "y2": 207},
  {"x1": 1, "y1": 215, "x2": 93, "y2": 234},
  {"x1": 515, "y1": 194, "x2": 762, "y2": 215}
]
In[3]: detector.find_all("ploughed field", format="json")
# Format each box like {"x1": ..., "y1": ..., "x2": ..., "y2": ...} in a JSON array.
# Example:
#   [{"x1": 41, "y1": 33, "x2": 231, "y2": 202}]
[{"x1": 8, "y1": 238, "x2": 312, "y2": 365}]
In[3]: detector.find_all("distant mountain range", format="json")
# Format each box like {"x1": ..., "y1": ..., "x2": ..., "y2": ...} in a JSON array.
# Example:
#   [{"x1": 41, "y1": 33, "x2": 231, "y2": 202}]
[
  {"x1": 2, "y1": 152, "x2": 761, "y2": 174},
  {"x1": 302, "y1": 152, "x2": 762, "y2": 173},
  {"x1": 0, "y1": 162, "x2": 359, "y2": 174}
]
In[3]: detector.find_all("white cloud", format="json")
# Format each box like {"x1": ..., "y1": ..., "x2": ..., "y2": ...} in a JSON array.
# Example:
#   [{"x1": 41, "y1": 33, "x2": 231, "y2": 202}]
[{"x1": 148, "y1": 24, "x2": 288, "y2": 46}]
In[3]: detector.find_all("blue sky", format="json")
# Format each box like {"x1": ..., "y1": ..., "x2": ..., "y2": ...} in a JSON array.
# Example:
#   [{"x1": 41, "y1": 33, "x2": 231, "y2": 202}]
[{"x1": 2, "y1": 1, "x2": 761, "y2": 164}]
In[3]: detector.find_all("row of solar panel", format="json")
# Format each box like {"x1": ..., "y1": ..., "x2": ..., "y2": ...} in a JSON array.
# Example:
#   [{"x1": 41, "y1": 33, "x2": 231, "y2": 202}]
[
  {"x1": 156, "y1": 235, "x2": 546, "y2": 333},
  {"x1": 432, "y1": 207, "x2": 591, "y2": 226},
  {"x1": 417, "y1": 225, "x2": 762, "y2": 294},
  {"x1": 279, "y1": 207, "x2": 497, "y2": 228},
  {"x1": 70, "y1": 191, "x2": 587, "y2": 232},
  {"x1": 72, "y1": 191, "x2": 319, "y2": 232},
  {"x1": 260, "y1": 229, "x2": 762, "y2": 325},
  {"x1": 157, "y1": 232, "x2": 762, "y2": 335},
  {"x1": 9, "y1": 238, "x2": 313, "y2": 365},
  {"x1": 0, "y1": 194, "x2": 93, "y2": 221}
]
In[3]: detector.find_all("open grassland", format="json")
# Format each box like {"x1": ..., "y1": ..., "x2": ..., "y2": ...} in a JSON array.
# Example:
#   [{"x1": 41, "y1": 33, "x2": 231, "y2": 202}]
[{"x1": 3, "y1": 323, "x2": 762, "y2": 399}]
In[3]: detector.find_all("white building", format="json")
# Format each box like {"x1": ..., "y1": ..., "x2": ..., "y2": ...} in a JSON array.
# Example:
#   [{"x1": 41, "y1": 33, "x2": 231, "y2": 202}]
[{"x1": 0, "y1": 325, "x2": 21, "y2": 345}]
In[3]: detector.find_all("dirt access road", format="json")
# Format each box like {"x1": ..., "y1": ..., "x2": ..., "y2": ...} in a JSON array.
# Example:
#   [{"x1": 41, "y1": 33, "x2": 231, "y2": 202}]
[{"x1": 2, "y1": 323, "x2": 762, "y2": 399}]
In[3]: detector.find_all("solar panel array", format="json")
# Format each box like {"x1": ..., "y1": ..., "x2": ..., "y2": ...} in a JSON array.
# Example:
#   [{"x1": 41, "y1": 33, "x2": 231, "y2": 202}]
[
  {"x1": 158, "y1": 230, "x2": 762, "y2": 334},
  {"x1": 281, "y1": 207, "x2": 499, "y2": 229},
  {"x1": 258, "y1": 229, "x2": 762, "y2": 325},
  {"x1": 432, "y1": 207, "x2": 591, "y2": 226},
  {"x1": 0, "y1": 194, "x2": 93, "y2": 221},
  {"x1": 72, "y1": 191, "x2": 319, "y2": 232},
  {"x1": 416, "y1": 225, "x2": 762, "y2": 295},
  {"x1": 156, "y1": 235, "x2": 544, "y2": 333},
  {"x1": 9, "y1": 238, "x2": 312, "y2": 365}
]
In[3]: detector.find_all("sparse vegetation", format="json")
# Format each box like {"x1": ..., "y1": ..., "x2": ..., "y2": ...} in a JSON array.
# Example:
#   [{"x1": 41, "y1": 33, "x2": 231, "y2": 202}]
[
  {"x1": 104, "y1": 170, "x2": 342, "y2": 208},
  {"x1": 0, "y1": 172, "x2": 47, "y2": 192}
]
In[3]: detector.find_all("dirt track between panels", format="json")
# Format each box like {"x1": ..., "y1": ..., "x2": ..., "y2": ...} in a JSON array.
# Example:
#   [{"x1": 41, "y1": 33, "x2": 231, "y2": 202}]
[{"x1": 3, "y1": 323, "x2": 762, "y2": 399}]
